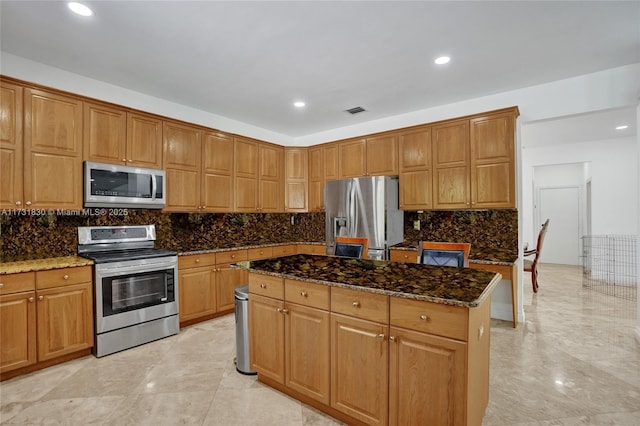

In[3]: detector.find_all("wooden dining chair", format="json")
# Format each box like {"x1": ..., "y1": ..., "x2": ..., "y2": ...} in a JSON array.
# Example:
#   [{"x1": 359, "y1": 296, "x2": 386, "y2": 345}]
[
  {"x1": 524, "y1": 219, "x2": 549, "y2": 293},
  {"x1": 418, "y1": 241, "x2": 471, "y2": 267},
  {"x1": 334, "y1": 236, "x2": 368, "y2": 259}
]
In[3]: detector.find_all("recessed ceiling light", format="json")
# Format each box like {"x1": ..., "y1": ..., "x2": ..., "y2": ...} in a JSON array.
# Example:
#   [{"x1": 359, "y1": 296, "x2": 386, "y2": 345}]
[
  {"x1": 293, "y1": 101, "x2": 305, "y2": 108},
  {"x1": 68, "y1": 2, "x2": 93, "y2": 17},
  {"x1": 615, "y1": 125, "x2": 629, "y2": 130},
  {"x1": 434, "y1": 56, "x2": 450, "y2": 65}
]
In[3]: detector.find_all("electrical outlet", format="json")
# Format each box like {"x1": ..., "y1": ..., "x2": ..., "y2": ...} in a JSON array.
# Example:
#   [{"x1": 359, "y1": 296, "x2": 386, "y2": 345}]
[
  {"x1": 290, "y1": 215, "x2": 295, "y2": 225},
  {"x1": 413, "y1": 220, "x2": 420, "y2": 231}
]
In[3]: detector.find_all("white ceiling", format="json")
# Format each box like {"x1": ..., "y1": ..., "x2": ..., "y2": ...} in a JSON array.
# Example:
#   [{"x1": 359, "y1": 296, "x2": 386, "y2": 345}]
[{"x1": 1, "y1": 1, "x2": 639, "y2": 138}]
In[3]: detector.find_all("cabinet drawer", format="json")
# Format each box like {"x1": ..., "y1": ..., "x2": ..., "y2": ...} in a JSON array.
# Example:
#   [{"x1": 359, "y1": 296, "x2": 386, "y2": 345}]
[
  {"x1": 331, "y1": 287, "x2": 388, "y2": 323},
  {"x1": 389, "y1": 249, "x2": 417, "y2": 263},
  {"x1": 249, "y1": 273, "x2": 284, "y2": 300},
  {"x1": 178, "y1": 253, "x2": 216, "y2": 269},
  {"x1": 390, "y1": 297, "x2": 468, "y2": 341},
  {"x1": 217, "y1": 250, "x2": 248, "y2": 264},
  {"x1": 36, "y1": 266, "x2": 92, "y2": 290},
  {"x1": 0, "y1": 272, "x2": 35, "y2": 295},
  {"x1": 285, "y1": 279, "x2": 330, "y2": 310},
  {"x1": 272, "y1": 245, "x2": 296, "y2": 257},
  {"x1": 248, "y1": 247, "x2": 273, "y2": 260},
  {"x1": 297, "y1": 244, "x2": 326, "y2": 255}
]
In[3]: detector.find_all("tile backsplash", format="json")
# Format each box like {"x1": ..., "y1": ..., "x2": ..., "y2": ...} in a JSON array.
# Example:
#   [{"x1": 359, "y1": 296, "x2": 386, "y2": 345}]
[{"x1": 1, "y1": 209, "x2": 517, "y2": 262}]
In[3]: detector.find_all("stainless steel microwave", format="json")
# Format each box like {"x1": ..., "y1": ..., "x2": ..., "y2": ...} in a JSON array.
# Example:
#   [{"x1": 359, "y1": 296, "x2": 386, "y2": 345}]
[{"x1": 84, "y1": 161, "x2": 166, "y2": 209}]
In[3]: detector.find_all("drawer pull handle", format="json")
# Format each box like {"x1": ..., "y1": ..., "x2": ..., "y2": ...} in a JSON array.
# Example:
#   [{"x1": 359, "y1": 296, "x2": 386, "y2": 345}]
[
  {"x1": 63, "y1": 275, "x2": 69, "y2": 280},
  {"x1": 195, "y1": 259, "x2": 200, "y2": 263},
  {"x1": 277, "y1": 308, "x2": 289, "y2": 314},
  {"x1": 352, "y1": 301, "x2": 360, "y2": 307},
  {"x1": 0, "y1": 283, "x2": 4, "y2": 289},
  {"x1": 231, "y1": 254, "x2": 236, "y2": 258},
  {"x1": 38, "y1": 296, "x2": 44, "y2": 301},
  {"x1": 420, "y1": 315, "x2": 428, "y2": 321},
  {"x1": 376, "y1": 333, "x2": 385, "y2": 340},
  {"x1": 28, "y1": 297, "x2": 34, "y2": 303},
  {"x1": 260, "y1": 284, "x2": 267, "y2": 289},
  {"x1": 300, "y1": 291, "x2": 308, "y2": 297}
]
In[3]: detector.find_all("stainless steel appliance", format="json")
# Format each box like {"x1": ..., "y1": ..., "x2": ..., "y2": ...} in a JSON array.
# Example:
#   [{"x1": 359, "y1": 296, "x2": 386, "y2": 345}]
[
  {"x1": 234, "y1": 285, "x2": 256, "y2": 375},
  {"x1": 325, "y1": 176, "x2": 403, "y2": 260},
  {"x1": 78, "y1": 225, "x2": 179, "y2": 357},
  {"x1": 84, "y1": 161, "x2": 166, "y2": 209}
]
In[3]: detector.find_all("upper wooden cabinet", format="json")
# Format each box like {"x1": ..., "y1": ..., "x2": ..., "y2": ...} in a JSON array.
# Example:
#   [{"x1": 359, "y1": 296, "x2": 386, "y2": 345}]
[
  {"x1": 23, "y1": 87, "x2": 83, "y2": 210},
  {"x1": 338, "y1": 135, "x2": 398, "y2": 179},
  {"x1": 366, "y1": 134, "x2": 398, "y2": 176},
  {"x1": 469, "y1": 111, "x2": 516, "y2": 208},
  {"x1": 84, "y1": 103, "x2": 163, "y2": 168},
  {"x1": 398, "y1": 126, "x2": 432, "y2": 210},
  {"x1": 202, "y1": 131, "x2": 234, "y2": 212},
  {"x1": 308, "y1": 143, "x2": 338, "y2": 212},
  {"x1": 432, "y1": 119, "x2": 471, "y2": 209},
  {"x1": 432, "y1": 108, "x2": 518, "y2": 209},
  {"x1": 235, "y1": 137, "x2": 283, "y2": 212},
  {"x1": 163, "y1": 120, "x2": 202, "y2": 211},
  {"x1": 284, "y1": 147, "x2": 308, "y2": 212},
  {"x1": 338, "y1": 138, "x2": 366, "y2": 178},
  {"x1": 0, "y1": 80, "x2": 23, "y2": 210}
]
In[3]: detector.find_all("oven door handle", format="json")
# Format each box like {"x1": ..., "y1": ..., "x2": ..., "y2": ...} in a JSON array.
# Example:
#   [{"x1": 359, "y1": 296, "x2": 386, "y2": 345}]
[{"x1": 96, "y1": 261, "x2": 176, "y2": 276}]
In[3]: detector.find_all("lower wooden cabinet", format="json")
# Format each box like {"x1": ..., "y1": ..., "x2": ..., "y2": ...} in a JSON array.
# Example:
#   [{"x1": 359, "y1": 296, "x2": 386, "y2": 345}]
[
  {"x1": 249, "y1": 293, "x2": 285, "y2": 383},
  {"x1": 0, "y1": 290, "x2": 37, "y2": 373},
  {"x1": 389, "y1": 327, "x2": 466, "y2": 426},
  {"x1": 330, "y1": 313, "x2": 388, "y2": 425},
  {"x1": 0, "y1": 267, "x2": 94, "y2": 376},
  {"x1": 178, "y1": 251, "x2": 248, "y2": 326}
]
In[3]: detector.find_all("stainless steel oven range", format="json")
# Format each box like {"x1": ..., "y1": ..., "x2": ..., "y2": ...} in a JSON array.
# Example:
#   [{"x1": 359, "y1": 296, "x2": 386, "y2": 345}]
[{"x1": 78, "y1": 225, "x2": 179, "y2": 357}]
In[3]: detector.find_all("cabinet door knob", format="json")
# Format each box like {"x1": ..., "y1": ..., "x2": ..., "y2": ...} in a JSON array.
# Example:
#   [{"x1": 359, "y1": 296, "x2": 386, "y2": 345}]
[
  {"x1": 195, "y1": 259, "x2": 200, "y2": 263},
  {"x1": 300, "y1": 291, "x2": 308, "y2": 297},
  {"x1": 38, "y1": 295, "x2": 44, "y2": 301},
  {"x1": 376, "y1": 333, "x2": 385, "y2": 340},
  {"x1": 420, "y1": 314, "x2": 428, "y2": 321},
  {"x1": 63, "y1": 274, "x2": 69, "y2": 280},
  {"x1": 389, "y1": 336, "x2": 396, "y2": 342},
  {"x1": 26, "y1": 201, "x2": 32, "y2": 206},
  {"x1": 28, "y1": 297, "x2": 35, "y2": 303},
  {"x1": 260, "y1": 284, "x2": 266, "y2": 289},
  {"x1": 0, "y1": 283, "x2": 3, "y2": 289},
  {"x1": 277, "y1": 308, "x2": 288, "y2": 314},
  {"x1": 122, "y1": 158, "x2": 127, "y2": 162},
  {"x1": 127, "y1": 159, "x2": 132, "y2": 163},
  {"x1": 352, "y1": 301, "x2": 360, "y2": 307},
  {"x1": 15, "y1": 201, "x2": 21, "y2": 206},
  {"x1": 231, "y1": 254, "x2": 236, "y2": 259}
]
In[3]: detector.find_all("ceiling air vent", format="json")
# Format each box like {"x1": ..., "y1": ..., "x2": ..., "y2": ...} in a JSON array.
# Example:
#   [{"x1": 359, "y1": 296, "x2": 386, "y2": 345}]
[{"x1": 345, "y1": 106, "x2": 366, "y2": 115}]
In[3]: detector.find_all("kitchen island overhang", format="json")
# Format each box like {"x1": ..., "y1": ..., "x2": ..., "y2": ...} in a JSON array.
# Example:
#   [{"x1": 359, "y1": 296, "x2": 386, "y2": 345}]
[{"x1": 241, "y1": 254, "x2": 501, "y2": 426}]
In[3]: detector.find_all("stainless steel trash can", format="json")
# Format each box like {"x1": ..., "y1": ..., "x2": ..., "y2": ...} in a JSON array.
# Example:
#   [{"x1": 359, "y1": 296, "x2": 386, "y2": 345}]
[{"x1": 234, "y1": 285, "x2": 256, "y2": 375}]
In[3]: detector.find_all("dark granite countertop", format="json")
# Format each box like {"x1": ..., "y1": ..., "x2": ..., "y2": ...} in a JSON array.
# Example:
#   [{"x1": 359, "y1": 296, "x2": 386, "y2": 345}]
[
  {"x1": 244, "y1": 254, "x2": 501, "y2": 308},
  {"x1": 177, "y1": 241, "x2": 324, "y2": 257},
  {"x1": 392, "y1": 241, "x2": 518, "y2": 265}
]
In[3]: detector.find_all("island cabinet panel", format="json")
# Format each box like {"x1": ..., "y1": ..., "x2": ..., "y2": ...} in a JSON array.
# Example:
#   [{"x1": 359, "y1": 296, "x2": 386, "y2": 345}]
[
  {"x1": 330, "y1": 313, "x2": 389, "y2": 426},
  {"x1": 389, "y1": 327, "x2": 466, "y2": 426},
  {"x1": 331, "y1": 286, "x2": 389, "y2": 324},
  {"x1": 390, "y1": 297, "x2": 468, "y2": 341},
  {"x1": 249, "y1": 293, "x2": 285, "y2": 384},
  {"x1": 284, "y1": 279, "x2": 330, "y2": 311},
  {"x1": 285, "y1": 303, "x2": 330, "y2": 404}
]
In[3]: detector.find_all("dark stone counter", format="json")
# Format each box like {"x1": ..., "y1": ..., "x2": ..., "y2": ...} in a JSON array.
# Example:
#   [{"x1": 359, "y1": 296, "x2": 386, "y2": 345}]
[
  {"x1": 392, "y1": 242, "x2": 518, "y2": 265},
  {"x1": 245, "y1": 254, "x2": 501, "y2": 308}
]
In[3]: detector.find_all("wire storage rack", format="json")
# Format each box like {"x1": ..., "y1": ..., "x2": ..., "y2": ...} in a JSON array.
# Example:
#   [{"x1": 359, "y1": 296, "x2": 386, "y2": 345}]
[{"x1": 582, "y1": 235, "x2": 637, "y2": 301}]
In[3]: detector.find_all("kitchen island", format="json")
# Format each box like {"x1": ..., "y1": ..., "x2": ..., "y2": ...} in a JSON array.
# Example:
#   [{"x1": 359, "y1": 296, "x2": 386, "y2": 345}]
[{"x1": 244, "y1": 254, "x2": 501, "y2": 426}]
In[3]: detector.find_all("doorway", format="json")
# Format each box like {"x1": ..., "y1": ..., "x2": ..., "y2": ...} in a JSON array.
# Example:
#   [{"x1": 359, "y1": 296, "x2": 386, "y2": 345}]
[{"x1": 537, "y1": 185, "x2": 581, "y2": 265}]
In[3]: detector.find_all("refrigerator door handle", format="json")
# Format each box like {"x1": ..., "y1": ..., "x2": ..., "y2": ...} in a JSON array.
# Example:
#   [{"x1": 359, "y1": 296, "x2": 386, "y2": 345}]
[{"x1": 349, "y1": 181, "x2": 357, "y2": 235}]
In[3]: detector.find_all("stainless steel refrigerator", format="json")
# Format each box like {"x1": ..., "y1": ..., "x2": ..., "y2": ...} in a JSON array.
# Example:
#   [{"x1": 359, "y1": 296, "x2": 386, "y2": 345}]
[{"x1": 325, "y1": 176, "x2": 404, "y2": 260}]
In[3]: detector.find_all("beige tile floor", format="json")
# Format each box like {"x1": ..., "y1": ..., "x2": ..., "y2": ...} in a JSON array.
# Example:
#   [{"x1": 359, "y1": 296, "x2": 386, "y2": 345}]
[{"x1": 1, "y1": 264, "x2": 639, "y2": 425}]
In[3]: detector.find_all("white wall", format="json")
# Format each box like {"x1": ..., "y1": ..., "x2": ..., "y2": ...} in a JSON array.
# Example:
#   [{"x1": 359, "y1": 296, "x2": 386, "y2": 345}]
[
  {"x1": 636, "y1": 103, "x2": 640, "y2": 344},
  {"x1": 522, "y1": 137, "x2": 638, "y2": 248}
]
